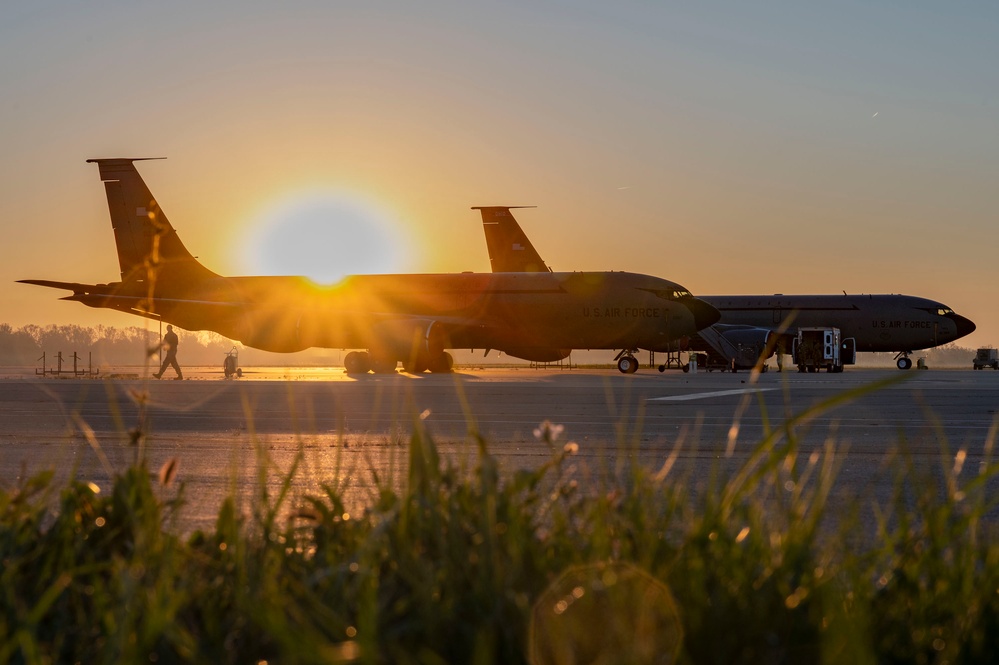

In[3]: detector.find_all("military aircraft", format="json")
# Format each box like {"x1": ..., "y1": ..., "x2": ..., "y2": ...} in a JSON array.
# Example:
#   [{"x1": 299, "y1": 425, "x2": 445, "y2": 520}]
[
  {"x1": 474, "y1": 206, "x2": 976, "y2": 371},
  {"x1": 18, "y1": 159, "x2": 719, "y2": 374}
]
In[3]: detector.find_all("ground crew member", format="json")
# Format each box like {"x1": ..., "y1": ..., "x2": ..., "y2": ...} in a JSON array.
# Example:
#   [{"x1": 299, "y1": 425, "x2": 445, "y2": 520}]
[{"x1": 153, "y1": 324, "x2": 183, "y2": 380}]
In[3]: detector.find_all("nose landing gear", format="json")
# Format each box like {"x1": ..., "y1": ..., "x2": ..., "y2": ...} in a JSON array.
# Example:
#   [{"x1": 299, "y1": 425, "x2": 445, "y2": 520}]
[
  {"x1": 895, "y1": 352, "x2": 913, "y2": 370},
  {"x1": 615, "y1": 350, "x2": 640, "y2": 374}
]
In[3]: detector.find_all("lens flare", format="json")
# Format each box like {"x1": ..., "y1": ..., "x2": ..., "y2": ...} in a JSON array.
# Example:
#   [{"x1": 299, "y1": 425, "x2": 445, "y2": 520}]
[{"x1": 241, "y1": 192, "x2": 413, "y2": 284}]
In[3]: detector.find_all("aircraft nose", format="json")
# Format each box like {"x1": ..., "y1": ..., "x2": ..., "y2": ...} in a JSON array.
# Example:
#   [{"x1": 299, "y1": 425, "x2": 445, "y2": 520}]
[
  {"x1": 685, "y1": 297, "x2": 721, "y2": 331},
  {"x1": 951, "y1": 313, "x2": 976, "y2": 340}
]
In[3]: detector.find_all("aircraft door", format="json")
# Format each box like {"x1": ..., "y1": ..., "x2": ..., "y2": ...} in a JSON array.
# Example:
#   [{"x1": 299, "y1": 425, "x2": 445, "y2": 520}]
[
  {"x1": 772, "y1": 306, "x2": 782, "y2": 325},
  {"x1": 841, "y1": 338, "x2": 857, "y2": 365}
]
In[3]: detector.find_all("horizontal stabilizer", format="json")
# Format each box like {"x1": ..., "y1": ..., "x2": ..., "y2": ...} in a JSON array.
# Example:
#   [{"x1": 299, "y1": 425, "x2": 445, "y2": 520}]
[{"x1": 16, "y1": 279, "x2": 100, "y2": 294}]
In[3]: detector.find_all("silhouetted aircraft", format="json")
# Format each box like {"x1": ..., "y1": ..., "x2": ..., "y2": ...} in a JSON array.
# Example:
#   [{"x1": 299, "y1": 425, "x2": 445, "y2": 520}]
[
  {"x1": 474, "y1": 206, "x2": 976, "y2": 371},
  {"x1": 18, "y1": 160, "x2": 719, "y2": 374}
]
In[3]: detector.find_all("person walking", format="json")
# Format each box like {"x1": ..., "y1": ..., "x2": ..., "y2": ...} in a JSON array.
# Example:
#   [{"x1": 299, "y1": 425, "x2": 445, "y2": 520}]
[{"x1": 153, "y1": 324, "x2": 183, "y2": 380}]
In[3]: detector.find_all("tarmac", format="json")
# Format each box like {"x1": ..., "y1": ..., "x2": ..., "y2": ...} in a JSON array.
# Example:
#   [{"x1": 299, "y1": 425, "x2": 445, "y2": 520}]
[{"x1": 2, "y1": 365, "x2": 998, "y2": 533}]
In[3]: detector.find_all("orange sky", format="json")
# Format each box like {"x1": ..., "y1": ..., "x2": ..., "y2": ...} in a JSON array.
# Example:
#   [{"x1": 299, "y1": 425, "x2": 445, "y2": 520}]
[{"x1": 2, "y1": 3, "x2": 996, "y2": 348}]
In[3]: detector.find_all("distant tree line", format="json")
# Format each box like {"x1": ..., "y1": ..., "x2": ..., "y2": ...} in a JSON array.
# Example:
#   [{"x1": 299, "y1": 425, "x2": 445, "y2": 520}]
[
  {"x1": 1, "y1": 323, "x2": 213, "y2": 367},
  {"x1": 0, "y1": 323, "x2": 981, "y2": 369},
  {"x1": 0, "y1": 323, "x2": 342, "y2": 368},
  {"x1": 0, "y1": 323, "x2": 520, "y2": 369}
]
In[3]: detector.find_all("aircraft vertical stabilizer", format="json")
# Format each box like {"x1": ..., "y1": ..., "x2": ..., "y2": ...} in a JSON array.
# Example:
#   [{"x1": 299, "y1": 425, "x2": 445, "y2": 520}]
[
  {"x1": 86, "y1": 158, "x2": 218, "y2": 286},
  {"x1": 473, "y1": 206, "x2": 551, "y2": 273}
]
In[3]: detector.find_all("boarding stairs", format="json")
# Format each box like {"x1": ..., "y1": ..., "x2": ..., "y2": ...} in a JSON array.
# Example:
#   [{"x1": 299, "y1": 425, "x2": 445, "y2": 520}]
[{"x1": 692, "y1": 326, "x2": 744, "y2": 368}]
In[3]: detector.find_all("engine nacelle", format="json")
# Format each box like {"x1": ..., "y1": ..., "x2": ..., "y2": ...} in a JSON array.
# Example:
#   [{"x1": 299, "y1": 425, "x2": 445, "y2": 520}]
[
  {"x1": 717, "y1": 326, "x2": 773, "y2": 367},
  {"x1": 719, "y1": 326, "x2": 772, "y2": 351},
  {"x1": 500, "y1": 346, "x2": 571, "y2": 363},
  {"x1": 367, "y1": 319, "x2": 448, "y2": 359},
  {"x1": 237, "y1": 310, "x2": 311, "y2": 352}
]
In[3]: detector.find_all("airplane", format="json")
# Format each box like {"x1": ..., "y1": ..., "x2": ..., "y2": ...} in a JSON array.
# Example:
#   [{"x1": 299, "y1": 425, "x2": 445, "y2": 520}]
[
  {"x1": 473, "y1": 206, "x2": 976, "y2": 371},
  {"x1": 18, "y1": 159, "x2": 720, "y2": 374}
]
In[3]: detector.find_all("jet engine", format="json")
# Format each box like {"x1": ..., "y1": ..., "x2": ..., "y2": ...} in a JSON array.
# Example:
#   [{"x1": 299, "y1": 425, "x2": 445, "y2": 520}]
[
  {"x1": 716, "y1": 325, "x2": 774, "y2": 369},
  {"x1": 237, "y1": 309, "x2": 312, "y2": 353},
  {"x1": 718, "y1": 326, "x2": 772, "y2": 351},
  {"x1": 371, "y1": 318, "x2": 453, "y2": 373},
  {"x1": 500, "y1": 346, "x2": 571, "y2": 363}
]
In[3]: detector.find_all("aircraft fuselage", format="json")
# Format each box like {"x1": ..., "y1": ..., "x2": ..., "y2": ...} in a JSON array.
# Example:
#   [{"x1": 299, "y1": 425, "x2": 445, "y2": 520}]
[
  {"x1": 702, "y1": 294, "x2": 975, "y2": 352},
  {"x1": 58, "y1": 270, "x2": 713, "y2": 359}
]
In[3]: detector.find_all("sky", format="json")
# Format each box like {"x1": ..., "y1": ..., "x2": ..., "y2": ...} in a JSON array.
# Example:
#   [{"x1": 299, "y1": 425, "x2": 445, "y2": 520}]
[{"x1": 2, "y1": 1, "x2": 997, "y2": 348}]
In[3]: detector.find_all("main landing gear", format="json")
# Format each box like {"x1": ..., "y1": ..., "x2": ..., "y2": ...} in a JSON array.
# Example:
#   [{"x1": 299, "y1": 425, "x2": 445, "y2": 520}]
[
  {"x1": 403, "y1": 352, "x2": 454, "y2": 374},
  {"x1": 341, "y1": 351, "x2": 396, "y2": 374},
  {"x1": 895, "y1": 352, "x2": 913, "y2": 370},
  {"x1": 343, "y1": 351, "x2": 454, "y2": 375},
  {"x1": 615, "y1": 350, "x2": 640, "y2": 374}
]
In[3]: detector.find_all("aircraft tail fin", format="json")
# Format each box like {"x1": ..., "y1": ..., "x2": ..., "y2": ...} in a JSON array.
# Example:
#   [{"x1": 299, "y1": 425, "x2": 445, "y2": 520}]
[
  {"x1": 472, "y1": 206, "x2": 551, "y2": 273},
  {"x1": 86, "y1": 158, "x2": 218, "y2": 287}
]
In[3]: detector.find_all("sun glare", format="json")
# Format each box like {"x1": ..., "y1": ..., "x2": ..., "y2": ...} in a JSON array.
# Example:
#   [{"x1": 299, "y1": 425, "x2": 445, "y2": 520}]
[{"x1": 240, "y1": 192, "x2": 413, "y2": 284}]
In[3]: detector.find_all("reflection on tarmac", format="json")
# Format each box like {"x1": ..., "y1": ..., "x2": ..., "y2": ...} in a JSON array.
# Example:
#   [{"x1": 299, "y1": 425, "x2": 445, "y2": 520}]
[{"x1": 2, "y1": 367, "x2": 998, "y2": 533}]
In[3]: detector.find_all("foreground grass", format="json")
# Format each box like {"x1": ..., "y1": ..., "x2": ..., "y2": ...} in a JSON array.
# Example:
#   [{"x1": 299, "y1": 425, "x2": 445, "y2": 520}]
[{"x1": 3, "y1": 388, "x2": 999, "y2": 664}]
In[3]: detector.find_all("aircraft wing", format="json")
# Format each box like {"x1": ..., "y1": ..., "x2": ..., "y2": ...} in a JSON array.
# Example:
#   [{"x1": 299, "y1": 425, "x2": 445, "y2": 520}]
[
  {"x1": 362, "y1": 311, "x2": 568, "y2": 362},
  {"x1": 366, "y1": 312, "x2": 489, "y2": 348}
]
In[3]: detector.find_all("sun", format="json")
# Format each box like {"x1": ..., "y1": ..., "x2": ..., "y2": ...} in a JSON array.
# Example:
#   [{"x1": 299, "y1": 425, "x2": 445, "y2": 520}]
[{"x1": 240, "y1": 192, "x2": 414, "y2": 283}]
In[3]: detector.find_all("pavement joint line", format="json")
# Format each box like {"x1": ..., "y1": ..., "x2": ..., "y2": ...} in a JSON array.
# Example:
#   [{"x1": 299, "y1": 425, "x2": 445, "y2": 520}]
[{"x1": 648, "y1": 388, "x2": 777, "y2": 402}]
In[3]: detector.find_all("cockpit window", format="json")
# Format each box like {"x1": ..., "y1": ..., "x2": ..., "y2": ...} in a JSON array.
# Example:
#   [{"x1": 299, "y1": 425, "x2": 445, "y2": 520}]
[
  {"x1": 640, "y1": 287, "x2": 693, "y2": 301},
  {"x1": 652, "y1": 289, "x2": 692, "y2": 301},
  {"x1": 921, "y1": 307, "x2": 954, "y2": 316}
]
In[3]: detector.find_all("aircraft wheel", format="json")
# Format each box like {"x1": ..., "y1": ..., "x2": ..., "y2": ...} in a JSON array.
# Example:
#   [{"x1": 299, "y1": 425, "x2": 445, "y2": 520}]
[
  {"x1": 429, "y1": 352, "x2": 454, "y2": 373},
  {"x1": 658, "y1": 364, "x2": 666, "y2": 373},
  {"x1": 371, "y1": 355, "x2": 398, "y2": 374},
  {"x1": 402, "y1": 356, "x2": 428, "y2": 373},
  {"x1": 402, "y1": 362, "x2": 426, "y2": 374},
  {"x1": 617, "y1": 356, "x2": 638, "y2": 374},
  {"x1": 344, "y1": 351, "x2": 371, "y2": 374},
  {"x1": 897, "y1": 357, "x2": 912, "y2": 370},
  {"x1": 681, "y1": 364, "x2": 689, "y2": 373}
]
